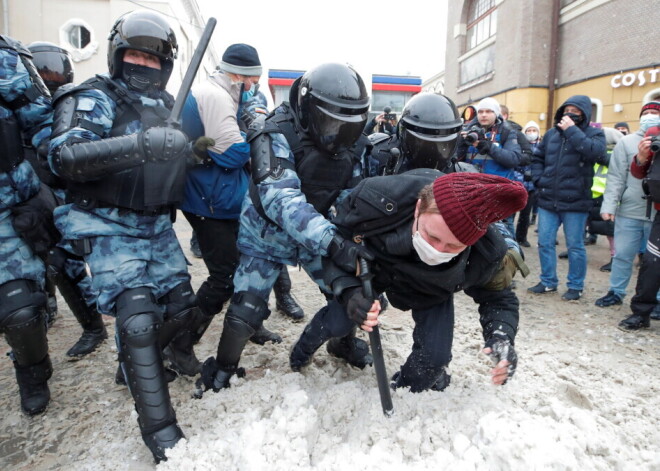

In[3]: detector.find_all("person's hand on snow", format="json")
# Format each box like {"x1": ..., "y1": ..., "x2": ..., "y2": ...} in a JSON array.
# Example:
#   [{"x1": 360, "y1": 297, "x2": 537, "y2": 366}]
[{"x1": 483, "y1": 332, "x2": 517, "y2": 385}]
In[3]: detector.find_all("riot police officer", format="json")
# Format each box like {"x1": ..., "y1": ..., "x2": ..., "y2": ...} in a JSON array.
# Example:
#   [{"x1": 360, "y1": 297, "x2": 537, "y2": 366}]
[
  {"x1": 28, "y1": 40, "x2": 107, "y2": 358},
  {"x1": 368, "y1": 92, "x2": 463, "y2": 176},
  {"x1": 195, "y1": 62, "x2": 374, "y2": 395},
  {"x1": 48, "y1": 11, "x2": 193, "y2": 462},
  {"x1": 0, "y1": 34, "x2": 55, "y2": 415}
]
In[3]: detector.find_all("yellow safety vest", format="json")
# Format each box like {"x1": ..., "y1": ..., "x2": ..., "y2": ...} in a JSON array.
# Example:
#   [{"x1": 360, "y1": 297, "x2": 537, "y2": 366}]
[{"x1": 591, "y1": 163, "x2": 608, "y2": 198}]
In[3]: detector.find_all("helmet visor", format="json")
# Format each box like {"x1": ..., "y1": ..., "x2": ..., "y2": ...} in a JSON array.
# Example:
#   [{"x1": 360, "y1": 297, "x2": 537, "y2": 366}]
[
  {"x1": 309, "y1": 101, "x2": 368, "y2": 155},
  {"x1": 403, "y1": 128, "x2": 458, "y2": 170},
  {"x1": 32, "y1": 52, "x2": 74, "y2": 90},
  {"x1": 117, "y1": 16, "x2": 176, "y2": 60}
]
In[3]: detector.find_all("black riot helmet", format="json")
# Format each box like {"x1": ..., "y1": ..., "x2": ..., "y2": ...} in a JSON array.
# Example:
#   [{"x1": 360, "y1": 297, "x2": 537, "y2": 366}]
[
  {"x1": 107, "y1": 10, "x2": 178, "y2": 90},
  {"x1": 398, "y1": 92, "x2": 462, "y2": 170},
  {"x1": 27, "y1": 41, "x2": 74, "y2": 94},
  {"x1": 290, "y1": 63, "x2": 370, "y2": 155}
]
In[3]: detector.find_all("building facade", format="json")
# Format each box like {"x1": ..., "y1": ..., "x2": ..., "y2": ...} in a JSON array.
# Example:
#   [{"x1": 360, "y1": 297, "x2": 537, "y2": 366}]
[
  {"x1": 0, "y1": 0, "x2": 219, "y2": 94},
  {"x1": 429, "y1": 0, "x2": 658, "y2": 131}
]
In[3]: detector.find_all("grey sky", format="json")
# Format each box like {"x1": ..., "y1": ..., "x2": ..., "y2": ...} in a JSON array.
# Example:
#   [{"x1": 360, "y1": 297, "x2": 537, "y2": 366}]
[{"x1": 196, "y1": 0, "x2": 448, "y2": 82}]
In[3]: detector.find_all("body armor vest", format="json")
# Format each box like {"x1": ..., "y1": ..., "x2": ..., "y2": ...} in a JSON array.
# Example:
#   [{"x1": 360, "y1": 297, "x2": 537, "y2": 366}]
[
  {"x1": 59, "y1": 75, "x2": 184, "y2": 212},
  {"x1": 250, "y1": 105, "x2": 365, "y2": 221},
  {"x1": 0, "y1": 35, "x2": 50, "y2": 173}
]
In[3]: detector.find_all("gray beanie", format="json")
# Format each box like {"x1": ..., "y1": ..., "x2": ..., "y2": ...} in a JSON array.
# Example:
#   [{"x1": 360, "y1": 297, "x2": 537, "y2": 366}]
[{"x1": 218, "y1": 43, "x2": 262, "y2": 76}]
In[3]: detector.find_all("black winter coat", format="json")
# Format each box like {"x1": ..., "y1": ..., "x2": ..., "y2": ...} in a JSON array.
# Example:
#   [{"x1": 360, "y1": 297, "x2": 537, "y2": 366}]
[{"x1": 531, "y1": 95, "x2": 606, "y2": 212}]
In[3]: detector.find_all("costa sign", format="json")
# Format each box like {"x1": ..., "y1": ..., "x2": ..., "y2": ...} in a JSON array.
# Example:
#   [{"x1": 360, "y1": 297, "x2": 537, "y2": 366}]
[{"x1": 611, "y1": 68, "x2": 660, "y2": 88}]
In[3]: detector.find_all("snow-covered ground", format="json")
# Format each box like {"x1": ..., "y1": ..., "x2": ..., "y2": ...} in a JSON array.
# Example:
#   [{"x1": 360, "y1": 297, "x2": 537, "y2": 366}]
[{"x1": 1, "y1": 214, "x2": 659, "y2": 471}]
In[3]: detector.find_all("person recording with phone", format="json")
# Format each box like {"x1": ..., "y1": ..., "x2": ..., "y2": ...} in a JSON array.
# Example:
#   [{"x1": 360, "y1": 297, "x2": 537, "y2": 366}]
[{"x1": 364, "y1": 106, "x2": 397, "y2": 135}]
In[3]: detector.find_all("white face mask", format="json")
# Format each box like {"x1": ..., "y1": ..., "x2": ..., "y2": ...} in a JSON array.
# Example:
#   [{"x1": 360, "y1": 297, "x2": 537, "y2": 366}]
[
  {"x1": 525, "y1": 132, "x2": 539, "y2": 143},
  {"x1": 412, "y1": 231, "x2": 459, "y2": 266},
  {"x1": 639, "y1": 114, "x2": 660, "y2": 132}
]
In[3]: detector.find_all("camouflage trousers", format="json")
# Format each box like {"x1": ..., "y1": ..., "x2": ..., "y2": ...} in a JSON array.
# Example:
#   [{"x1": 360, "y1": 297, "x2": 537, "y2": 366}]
[
  {"x1": 233, "y1": 252, "x2": 329, "y2": 303},
  {"x1": 54, "y1": 205, "x2": 191, "y2": 315},
  {"x1": 0, "y1": 210, "x2": 45, "y2": 288}
]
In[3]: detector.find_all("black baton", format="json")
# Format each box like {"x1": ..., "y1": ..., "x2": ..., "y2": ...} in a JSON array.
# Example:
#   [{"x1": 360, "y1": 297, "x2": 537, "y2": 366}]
[{"x1": 357, "y1": 249, "x2": 394, "y2": 417}]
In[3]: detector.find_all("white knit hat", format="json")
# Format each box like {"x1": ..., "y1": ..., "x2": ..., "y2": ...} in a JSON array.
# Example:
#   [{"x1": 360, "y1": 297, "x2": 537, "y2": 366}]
[
  {"x1": 523, "y1": 120, "x2": 541, "y2": 133},
  {"x1": 476, "y1": 97, "x2": 501, "y2": 117}
]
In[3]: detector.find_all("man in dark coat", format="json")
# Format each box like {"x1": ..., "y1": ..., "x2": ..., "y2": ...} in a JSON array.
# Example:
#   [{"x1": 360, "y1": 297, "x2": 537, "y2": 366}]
[
  {"x1": 528, "y1": 95, "x2": 606, "y2": 301},
  {"x1": 290, "y1": 171, "x2": 528, "y2": 392}
]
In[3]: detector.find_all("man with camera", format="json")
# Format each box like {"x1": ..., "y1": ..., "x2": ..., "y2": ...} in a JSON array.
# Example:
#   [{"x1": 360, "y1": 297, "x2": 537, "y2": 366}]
[
  {"x1": 456, "y1": 98, "x2": 523, "y2": 238},
  {"x1": 528, "y1": 95, "x2": 605, "y2": 301},
  {"x1": 618, "y1": 116, "x2": 660, "y2": 330},
  {"x1": 364, "y1": 106, "x2": 397, "y2": 135}
]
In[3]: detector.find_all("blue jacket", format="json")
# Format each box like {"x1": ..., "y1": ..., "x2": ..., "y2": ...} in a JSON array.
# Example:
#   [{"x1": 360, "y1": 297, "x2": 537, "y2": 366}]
[
  {"x1": 457, "y1": 117, "x2": 523, "y2": 179},
  {"x1": 180, "y1": 72, "x2": 250, "y2": 219},
  {"x1": 531, "y1": 95, "x2": 606, "y2": 213}
]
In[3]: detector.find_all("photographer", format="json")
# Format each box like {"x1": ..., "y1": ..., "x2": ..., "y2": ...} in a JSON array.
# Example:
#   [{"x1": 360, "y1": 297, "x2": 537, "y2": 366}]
[
  {"x1": 456, "y1": 97, "x2": 523, "y2": 180},
  {"x1": 456, "y1": 97, "x2": 523, "y2": 237},
  {"x1": 618, "y1": 120, "x2": 660, "y2": 330},
  {"x1": 364, "y1": 106, "x2": 397, "y2": 135}
]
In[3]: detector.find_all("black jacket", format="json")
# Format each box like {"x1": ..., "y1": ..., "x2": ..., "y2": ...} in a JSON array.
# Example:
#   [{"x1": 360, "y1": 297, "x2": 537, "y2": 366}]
[
  {"x1": 327, "y1": 170, "x2": 520, "y2": 342},
  {"x1": 531, "y1": 95, "x2": 606, "y2": 212}
]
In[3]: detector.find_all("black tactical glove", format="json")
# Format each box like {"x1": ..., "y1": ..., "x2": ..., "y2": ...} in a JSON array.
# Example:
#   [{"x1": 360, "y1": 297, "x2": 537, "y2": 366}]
[
  {"x1": 476, "y1": 139, "x2": 492, "y2": 155},
  {"x1": 327, "y1": 235, "x2": 375, "y2": 273},
  {"x1": 341, "y1": 286, "x2": 373, "y2": 326},
  {"x1": 193, "y1": 356, "x2": 245, "y2": 398},
  {"x1": 191, "y1": 136, "x2": 215, "y2": 163},
  {"x1": 139, "y1": 126, "x2": 189, "y2": 162},
  {"x1": 484, "y1": 333, "x2": 518, "y2": 384},
  {"x1": 11, "y1": 183, "x2": 61, "y2": 258}
]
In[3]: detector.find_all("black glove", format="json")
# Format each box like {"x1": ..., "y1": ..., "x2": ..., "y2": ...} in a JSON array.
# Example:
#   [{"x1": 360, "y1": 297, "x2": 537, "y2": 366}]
[
  {"x1": 139, "y1": 126, "x2": 189, "y2": 162},
  {"x1": 484, "y1": 334, "x2": 518, "y2": 384},
  {"x1": 193, "y1": 357, "x2": 245, "y2": 398},
  {"x1": 342, "y1": 287, "x2": 373, "y2": 326},
  {"x1": 192, "y1": 136, "x2": 215, "y2": 163},
  {"x1": 327, "y1": 235, "x2": 375, "y2": 273},
  {"x1": 11, "y1": 183, "x2": 61, "y2": 258},
  {"x1": 476, "y1": 139, "x2": 492, "y2": 155}
]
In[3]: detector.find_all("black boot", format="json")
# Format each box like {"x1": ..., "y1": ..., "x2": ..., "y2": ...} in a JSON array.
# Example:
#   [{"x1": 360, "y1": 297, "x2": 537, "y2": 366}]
[
  {"x1": 290, "y1": 307, "x2": 332, "y2": 372},
  {"x1": 14, "y1": 355, "x2": 53, "y2": 415},
  {"x1": 274, "y1": 270, "x2": 304, "y2": 321},
  {"x1": 618, "y1": 313, "x2": 651, "y2": 331},
  {"x1": 249, "y1": 324, "x2": 282, "y2": 345},
  {"x1": 599, "y1": 258, "x2": 613, "y2": 272},
  {"x1": 66, "y1": 307, "x2": 108, "y2": 358},
  {"x1": 326, "y1": 329, "x2": 373, "y2": 369},
  {"x1": 163, "y1": 308, "x2": 213, "y2": 376},
  {"x1": 195, "y1": 292, "x2": 268, "y2": 394}
]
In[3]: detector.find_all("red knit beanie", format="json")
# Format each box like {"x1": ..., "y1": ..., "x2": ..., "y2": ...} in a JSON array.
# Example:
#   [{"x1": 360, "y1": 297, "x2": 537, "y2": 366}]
[
  {"x1": 640, "y1": 101, "x2": 660, "y2": 117},
  {"x1": 432, "y1": 173, "x2": 528, "y2": 246}
]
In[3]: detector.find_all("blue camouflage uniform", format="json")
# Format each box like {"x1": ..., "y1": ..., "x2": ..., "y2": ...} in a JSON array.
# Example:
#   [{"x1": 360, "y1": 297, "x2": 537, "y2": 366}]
[
  {"x1": 48, "y1": 74, "x2": 191, "y2": 316},
  {"x1": 0, "y1": 45, "x2": 52, "y2": 288}
]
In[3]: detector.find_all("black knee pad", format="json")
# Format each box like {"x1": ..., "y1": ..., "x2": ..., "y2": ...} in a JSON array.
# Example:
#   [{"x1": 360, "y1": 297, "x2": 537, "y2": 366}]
[
  {"x1": 226, "y1": 291, "x2": 270, "y2": 331},
  {"x1": 0, "y1": 280, "x2": 48, "y2": 365},
  {"x1": 160, "y1": 281, "x2": 196, "y2": 321},
  {"x1": 116, "y1": 288, "x2": 161, "y2": 349},
  {"x1": 0, "y1": 280, "x2": 47, "y2": 331}
]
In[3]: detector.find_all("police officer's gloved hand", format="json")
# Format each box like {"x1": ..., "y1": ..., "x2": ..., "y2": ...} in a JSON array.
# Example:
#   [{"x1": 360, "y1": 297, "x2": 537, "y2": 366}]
[
  {"x1": 192, "y1": 136, "x2": 215, "y2": 163},
  {"x1": 327, "y1": 235, "x2": 375, "y2": 273},
  {"x1": 341, "y1": 286, "x2": 373, "y2": 325},
  {"x1": 476, "y1": 139, "x2": 492, "y2": 155},
  {"x1": 139, "y1": 126, "x2": 189, "y2": 162},
  {"x1": 10, "y1": 184, "x2": 61, "y2": 259},
  {"x1": 484, "y1": 333, "x2": 518, "y2": 384}
]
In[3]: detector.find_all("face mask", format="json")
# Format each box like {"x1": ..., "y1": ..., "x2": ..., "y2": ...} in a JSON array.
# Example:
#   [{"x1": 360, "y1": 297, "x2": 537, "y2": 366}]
[
  {"x1": 240, "y1": 82, "x2": 259, "y2": 104},
  {"x1": 525, "y1": 132, "x2": 539, "y2": 143},
  {"x1": 563, "y1": 112, "x2": 583, "y2": 125},
  {"x1": 412, "y1": 231, "x2": 459, "y2": 266},
  {"x1": 639, "y1": 114, "x2": 660, "y2": 132},
  {"x1": 122, "y1": 62, "x2": 161, "y2": 93}
]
